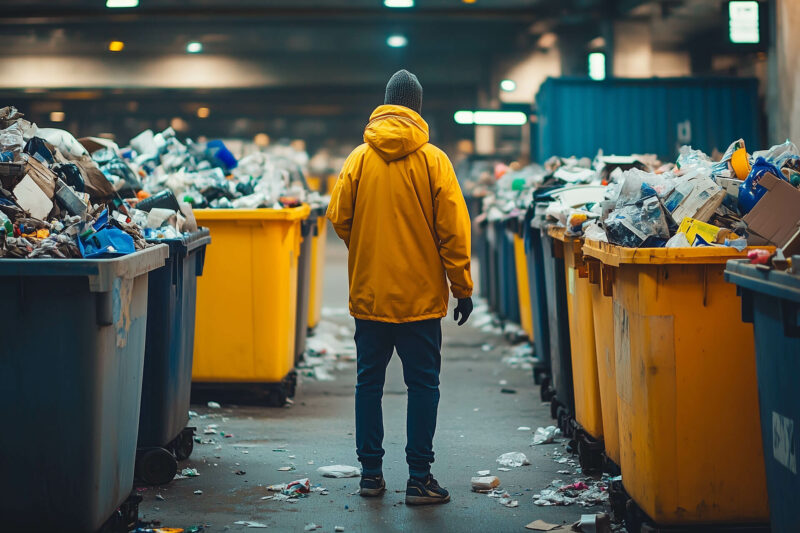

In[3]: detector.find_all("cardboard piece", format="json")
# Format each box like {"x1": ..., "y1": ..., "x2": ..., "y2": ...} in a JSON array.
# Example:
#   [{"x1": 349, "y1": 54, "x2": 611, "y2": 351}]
[
  {"x1": 743, "y1": 173, "x2": 800, "y2": 255},
  {"x1": 14, "y1": 174, "x2": 53, "y2": 220},
  {"x1": 23, "y1": 155, "x2": 57, "y2": 198},
  {"x1": 525, "y1": 520, "x2": 561, "y2": 531},
  {"x1": 74, "y1": 155, "x2": 115, "y2": 200},
  {"x1": 470, "y1": 475, "x2": 501, "y2": 492},
  {"x1": 664, "y1": 176, "x2": 725, "y2": 223},
  {"x1": 78, "y1": 136, "x2": 120, "y2": 155}
]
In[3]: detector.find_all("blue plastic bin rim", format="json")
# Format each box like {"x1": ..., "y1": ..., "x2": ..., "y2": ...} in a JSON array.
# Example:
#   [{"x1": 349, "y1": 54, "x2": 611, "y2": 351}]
[
  {"x1": 146, "y1": 227, "x2": 212, "y2": 257},
  {"x1": 725, "y1": 258, "x2": 800, "y2": 304},
  {"x1": 0, "y1": 244, "x2": 168, "y2": 292}
]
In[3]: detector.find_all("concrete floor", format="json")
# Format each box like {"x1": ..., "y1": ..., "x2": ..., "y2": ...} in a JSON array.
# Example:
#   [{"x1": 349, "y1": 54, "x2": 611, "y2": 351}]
[{"x1": 138, "y1": 229, "x2": 603, "y2": 533}]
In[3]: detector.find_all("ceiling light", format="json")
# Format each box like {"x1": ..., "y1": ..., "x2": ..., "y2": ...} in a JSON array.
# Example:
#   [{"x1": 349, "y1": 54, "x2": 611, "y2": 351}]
[
  {"x1": 170, "y1": 117, "x2": 188, "y2": 132},
  {"x1": 186, "y1": 42, "x2": 203, "y2": 54},
  {"x1": 462, "y1": 0, "x2": 477, "y2": 3},
  {"x1": 106, "y1": 0, "x2": 138, "y2": 7},
  {"x1": 196, "y1": 107, "x2": 210, "y2": 119},
  {"x1": 49, "y1": 111, "x2": 65, "y2": 123},
  {"x1": 108, "y1": 41, "x2": 125, "y2": 52},
  {"x1": 454, "y1": 110, "x2": 528, "y2": 126},
  {"x1": 387, "y1": 35, "x2": 408, "y2": 48},
  {"x1": 500, "y1": 79, "x2": 516, "y2": 92},
  {"x1": 589, "y1": 52, "x2": 606, "y2": 81},
  {"x1": 253, "y1": 133, "x2": 270, "y2": 147},
  {"x1": 384, "y1": 0, "x2": 413, "y2": 7}
]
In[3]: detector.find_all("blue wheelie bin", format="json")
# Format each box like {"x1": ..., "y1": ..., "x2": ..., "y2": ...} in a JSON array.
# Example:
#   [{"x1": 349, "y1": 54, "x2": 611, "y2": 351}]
[
  {"x1": 0, "y1": 245, "x2": 168, "y2": 532},
  {"x1": 485, "y1": 216, "x2": 502, "y2": 316},
  {"x1": 524, "y1": 205, "x2": 551, "y2": 393},
  {"x1": 499, "y1": 215, "x2": 521, "y2": 325},
  {"x1": 726, "y1": 257, "x2": 800, "y2": 533},
  {"x1": 533, "y1": 210, "x2": 575, "y2": 436},
  {"x1": 135, "y1": 229, "x2": 211, "y2": 485}
]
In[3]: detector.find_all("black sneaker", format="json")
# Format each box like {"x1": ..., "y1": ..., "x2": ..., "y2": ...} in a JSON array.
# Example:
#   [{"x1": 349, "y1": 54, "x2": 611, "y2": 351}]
[
  {"x1": 405, "y1": 474, "x2": 450, "y2": 505},
  {"x1": 359, "y1": 474, "x2": 386, "y2": 497}
]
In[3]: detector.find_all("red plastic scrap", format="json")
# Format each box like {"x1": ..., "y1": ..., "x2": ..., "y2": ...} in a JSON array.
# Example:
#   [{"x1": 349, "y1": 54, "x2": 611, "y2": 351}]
[{"x1": 747, "y1": 249, "x2": 772, "y2": 265}]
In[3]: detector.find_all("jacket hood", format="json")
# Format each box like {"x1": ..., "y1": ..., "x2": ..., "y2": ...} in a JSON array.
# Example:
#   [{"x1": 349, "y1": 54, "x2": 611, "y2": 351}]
[{"x1": 364, "y1": 105, "x2": 429, "y2": 162}]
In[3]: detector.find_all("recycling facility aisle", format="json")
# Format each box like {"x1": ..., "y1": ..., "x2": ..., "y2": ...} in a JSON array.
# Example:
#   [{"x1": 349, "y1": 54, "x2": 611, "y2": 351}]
[{"x1": 137, "y1": 227, "x2": 601, "y2": 533}]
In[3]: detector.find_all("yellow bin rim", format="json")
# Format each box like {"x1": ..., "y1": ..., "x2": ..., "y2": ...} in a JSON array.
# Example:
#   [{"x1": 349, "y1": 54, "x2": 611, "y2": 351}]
[
  {"x1": 582, "y1": 238, "x2": 773, "y2": 266},
  {"x1": 547, "y1": 225, "x2": 582, "y2": 245},
  {"x1": 193, "y1": 205, "x2": 311, "y2": 222}
]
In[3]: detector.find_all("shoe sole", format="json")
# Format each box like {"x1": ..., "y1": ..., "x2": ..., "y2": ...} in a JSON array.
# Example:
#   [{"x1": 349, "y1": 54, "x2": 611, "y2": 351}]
[
  {"x1": 405, "y1": 494, "x2": 451, "y2": 505},
  {"x1": 359, "y1": 487, "x2": 386, "y2": 497}
]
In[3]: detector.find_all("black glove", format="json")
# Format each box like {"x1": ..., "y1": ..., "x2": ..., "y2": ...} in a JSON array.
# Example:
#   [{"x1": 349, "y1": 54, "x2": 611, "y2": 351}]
[{"x1": 453, "y1": 297, "x2": 473, "y2": 326}]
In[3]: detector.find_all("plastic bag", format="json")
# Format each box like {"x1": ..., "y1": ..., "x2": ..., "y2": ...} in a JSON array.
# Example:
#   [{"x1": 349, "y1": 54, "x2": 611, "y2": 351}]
[
  {"x1": 665, "y1": 232, "x2": 690, "y2": 248},
  {"x1": 604, "y1": 196, "x2": 671, "y2": 248},
  {"x1": 0, "y1": 122, "x2": 24, "y2": 155},
  {"x1": 752, "y1": 139, "x2": 799, "y2": 169},
  {"x1": 532, "y1": 426, "x2": 562, "y2": 445},
  {"x1": 496, "y1": 452, "x2": 530, "y2": 468},
  {"x1": 316, "y1": 465, "x2": 361, "y2": 478}
]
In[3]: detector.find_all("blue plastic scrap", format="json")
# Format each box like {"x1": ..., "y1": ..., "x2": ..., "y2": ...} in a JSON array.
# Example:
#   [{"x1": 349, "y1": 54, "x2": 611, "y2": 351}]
[{"x1": 738, "y1": 156, "x2": 785, "y2": 214}]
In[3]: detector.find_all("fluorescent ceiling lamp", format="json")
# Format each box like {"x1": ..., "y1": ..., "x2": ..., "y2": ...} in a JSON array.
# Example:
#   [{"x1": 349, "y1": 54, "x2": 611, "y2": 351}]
[
  {"x1": 729, "y1": 1, "x2": 759, "y2": 44},
  {"x1": 108, "y1": 40, "x2": 125, "y2": 52},
  {"x1": 500, "y1": 79, "x2": 516, "y2": 92},
  {"x1": 186, "y1": 41, "x2": 203, "y2": 53},
  {"x1": 454, "y1": 110, "x2": 527, "y2": 126},
  {"x1": 386, "y1": 35, "x2": 408, "y2": 48},
  {"x1": 49, "y1": 111, "x2": 65, "y2": 122},
  {"x1": 588, "y1": 52, "x2": 606, "y2": 81},
  {"x1": 384, "y1": 0, "x2": 414, "y2": 7},
  {"x1": 196, "y1": 107, "x2": 210, "y2": 118},
  {"x1": 106, "y1": 0, "x2": 138, "y2": 7}
]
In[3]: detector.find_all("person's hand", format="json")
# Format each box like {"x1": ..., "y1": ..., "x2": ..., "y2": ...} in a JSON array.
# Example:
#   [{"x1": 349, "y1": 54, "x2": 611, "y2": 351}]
[{"x1": 453, "y1": 297, "x2": 473, "y2": 326}]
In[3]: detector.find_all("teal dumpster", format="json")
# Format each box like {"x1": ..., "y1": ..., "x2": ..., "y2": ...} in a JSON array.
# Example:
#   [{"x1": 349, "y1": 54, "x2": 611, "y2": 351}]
[
  {"x1": 726, "y1": 258, "x2": 800, "y2": 533},
  {"x1": 0, "y1": 245, "x2": 168, "y2": 532},
  {"x1": 136, "y1": 229, "x2": 211, "y2": 485}
]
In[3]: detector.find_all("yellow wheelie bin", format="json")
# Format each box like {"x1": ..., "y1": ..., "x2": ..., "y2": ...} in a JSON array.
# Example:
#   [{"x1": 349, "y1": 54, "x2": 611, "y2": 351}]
[
  {"x1": 308, "y1": 207, "x2": 328, "y2": 331},
  {"x1": 192, "y1": 205, "x2": 310, "y2": 406},
  {"x1": 582, "y1": 239, "x2": 770, "y2": 530},
  {"x1": 513, "y1": 230, "x2": 534, "y2": 342},
  {"x1": 548, "y1": 227, "x2": 604, "y2": 474}
]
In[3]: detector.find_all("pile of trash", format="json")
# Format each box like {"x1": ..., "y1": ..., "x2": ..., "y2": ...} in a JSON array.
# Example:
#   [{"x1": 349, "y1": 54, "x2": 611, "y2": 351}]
[
  {"x1": 533, "y1": 478, "x2": 611, "y2": 507},
  {"x1": 541, "y1": 139, "x2": 800, "y2": 254},
  {"x1": 262, "y1": 478, "x2": 329, "y2": 503},
  {"x1": 0, "y1": 106, "x2": 168, "y2": 259}
]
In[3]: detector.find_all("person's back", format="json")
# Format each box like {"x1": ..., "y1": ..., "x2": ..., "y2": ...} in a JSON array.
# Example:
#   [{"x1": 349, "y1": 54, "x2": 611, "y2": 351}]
[{"x1": 327, "y1": 69, "x2": 474, "y2": 506}]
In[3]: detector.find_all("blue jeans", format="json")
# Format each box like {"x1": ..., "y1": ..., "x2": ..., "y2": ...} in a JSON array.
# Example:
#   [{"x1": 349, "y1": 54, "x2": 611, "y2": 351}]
[{"x1": 354, "y1": 318, "x2": 442, "y2": 480}]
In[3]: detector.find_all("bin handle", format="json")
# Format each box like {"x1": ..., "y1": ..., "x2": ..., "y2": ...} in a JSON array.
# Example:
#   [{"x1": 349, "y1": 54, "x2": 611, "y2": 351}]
[
  {"x1": 782, "y1": 300, "x2": 800, "y2": 338},
  {"x1": 601, "y1": 264, "x2": 614, "y2": 298},
  {"x1": 587, "y1": 259, "x2": 601, "y2": 285},
  {"x1": 737, "y1": 287, "x2": 754, "y2": 325}
]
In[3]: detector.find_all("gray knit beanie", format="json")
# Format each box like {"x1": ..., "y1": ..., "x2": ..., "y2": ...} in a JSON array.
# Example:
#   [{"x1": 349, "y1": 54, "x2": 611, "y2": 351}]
[{"x1": 384, "y1": 70, "x2": 423, "y2": 114}]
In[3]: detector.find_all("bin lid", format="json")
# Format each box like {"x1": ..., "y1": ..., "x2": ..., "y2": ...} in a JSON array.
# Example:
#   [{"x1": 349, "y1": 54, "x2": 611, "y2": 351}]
[
  {"x1": 725, "y1": 258, "x2": 800, "y2": 304},
  {"x1": 547, "y1": 225, "x2": 582, "y2": 245},
  {"x1": 193, "y1": 204, "x2": 311, "y2": 222},
  {"x1": 0, "y1": 244, "x2": 169, "y2": 292},
  {"x1": 582, "y1": 238, "x2": 773, "y2": 266}
]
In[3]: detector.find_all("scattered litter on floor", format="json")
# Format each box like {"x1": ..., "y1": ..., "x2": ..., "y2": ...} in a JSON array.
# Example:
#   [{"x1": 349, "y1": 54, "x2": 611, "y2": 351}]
[
  {"x1": 471, "y1": 475, "x2": 501, "y2": 492},
  {"x1": 155, "y1": 494, "x2": 165, "y2": 501},
  {"x1": 234, "y1": 470, "x2": 246, "y2": 475},
  {"x1": 532, "y1": 425, "x2": 563, "y2": 445},
  {"x1": 525, "y1": 519, "x2": 561, "y2": 531},
  {"x1": 180, "y1": 468, "x2": 200, "y2": 477},
  {"x1": 482, "y1": 343, "x2": 493, "y2": 352},
  {"x1": 499, "y1": 380, "x2": 508, "y2": 385},
  {"x1": 335, "y1": 527, "x2": 345, "y2": 532},
  {"x1": 188, "y1": 410, "x2": 198, "y2": 418},
  {"x1": 497, "y1": 452, "x2": 530, "y2": 467},
  {"x1": 317, "y1": 465, "x2": 361, "y2": 478},
  {"x1": 278, "y1": 466, "x2": 295, "y2": 472},
  {"x1": 578, "y1": 513, "x2": 612, "y2": 533},
  {"x1": 476, "y1": 469, "x2": 491, "y2": 476},
  {"x1": 487, "y1": 489, "x2": 519, "y2": 508},
  {"x1": 207, "y1": 401, "x2": 221, "y2": 409},
  {"x1": 500, "y1": 388, "x2": 517, "y2": 394},
  {"x1": 193, "y1": 490, "x2": 203, "y2": 495},
  {"x1": 304, "y1": 523, "x2": 321, "y2": 531},
  {"x1": 498, "y1": 467, "x2": 511, "y2": 472},
  {"x1": 502, "y1": 343, "x2": 538, "y2": 370},
  {"x1": 517, "y1": 426, "x2": 531, "y2": 431},
  {"x1": 532, "y1": 478, "x2": 610, "y2": 507},
  {"x1": 233, "y1": 521, "x2": 268, "y2": 528}
]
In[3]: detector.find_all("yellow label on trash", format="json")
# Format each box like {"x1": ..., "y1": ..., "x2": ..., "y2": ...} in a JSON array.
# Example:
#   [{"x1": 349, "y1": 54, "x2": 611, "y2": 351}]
[{"x1": 677, "y1": 217, "x2": 721, "y2": 245}]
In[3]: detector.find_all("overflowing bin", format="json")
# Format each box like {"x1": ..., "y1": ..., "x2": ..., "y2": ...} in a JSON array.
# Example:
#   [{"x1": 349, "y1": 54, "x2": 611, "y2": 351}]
[
  {"x1": 0, "y1": 246, "x2": 168, "y2": 532},
  {"x1": 307, "y1": 208, "x2": 328, "y2": 332},
  {"x1": 512, "y1": 220, "x2": 534, "y2": 342},
  {"x1": 295, "y1": 213, "x2": 316, "y2": 364},
  {"x1": 583, "y1": 239, "x2": 769, "y2": 529},
  {"x1": 548, "y1": 227, "x2": 604, "y2": 473},
  {"x1": 192, "y1": 205, "x2": 310, "y2": 406},
  {"x1": 726, "y1": 258, "x2": 800, "y2": 533},
  {"x1": 136, "y1": 229, "x2": 211, "y2": 486},
  {"x1": 498, "y1": 217, "x2": 521, "y2": 324}
]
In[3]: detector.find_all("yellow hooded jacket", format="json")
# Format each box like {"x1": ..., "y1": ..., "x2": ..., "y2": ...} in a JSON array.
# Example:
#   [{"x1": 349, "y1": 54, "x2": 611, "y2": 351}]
[{"x1": 327, "y1": 105, "x2": 473, "y2": 323}]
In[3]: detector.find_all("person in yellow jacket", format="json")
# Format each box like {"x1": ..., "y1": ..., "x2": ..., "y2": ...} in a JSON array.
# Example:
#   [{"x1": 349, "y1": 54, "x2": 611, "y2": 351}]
[{"x1": 327, "y1": 70, "x2": 473, "y2": 506}]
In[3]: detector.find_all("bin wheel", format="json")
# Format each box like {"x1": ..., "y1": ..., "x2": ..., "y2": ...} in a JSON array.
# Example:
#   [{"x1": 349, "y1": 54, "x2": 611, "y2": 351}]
[
  {"x1": 625, "y1": 498, "x2": 646, "y2": 533},
  {"x1": 287, "y1": 371, "x2": 298, "y2": 398},
  {"x1": 533, "y1": 367, "x2": 546, "y2": 386},
  {"x1": 549, "y1": 398, "x2": 560, "y2": 419},
  {"x1": 539, "y1": 376, "x2": 554, "y2": 402},
  {"x1": 267, "y1": 388, "x2": 287, "y2": 407},
  {"x1": 136, "y1": 447, "x2": 178, "y2": 486},
  {"x1": 173, "y1": 428, "x2": 195, "y2": 461},
  {"x1": 556, "y1": 406, "x2": 572, "y2": 437},
  {"x1": 98, "y1": 491, "x2": 141, "y2": 533},
  {"x1": 609, "y1": 479, "x2": 627, "y2": 523},
  {"x1": 577, "y1": 433, "x2": 604, "y2": 475}
]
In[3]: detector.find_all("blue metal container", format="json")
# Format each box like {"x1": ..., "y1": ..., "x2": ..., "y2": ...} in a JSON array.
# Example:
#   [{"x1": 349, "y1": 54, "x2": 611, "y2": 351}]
[
  {"x1": 0, "y1": 246, "x2": 168, "y2": 532},
  {"x1": 535, "y1": 77, "x2": 761, "y2": 162},
  {"x1": 500, "y1": 217, "x2": 521, "y2": 324},
  {"x1": 136, "y1": 230, "x2": 210, "y2": 485},
  {"x1": 524, "y1": 207, "x2": 551, "y2": 388},
  {"x1": 725, "y1": 258, "x2": 800, "y2": 533},
  {"x1": 486, "y1": 218, "x2": 502, "y2": 316}
]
